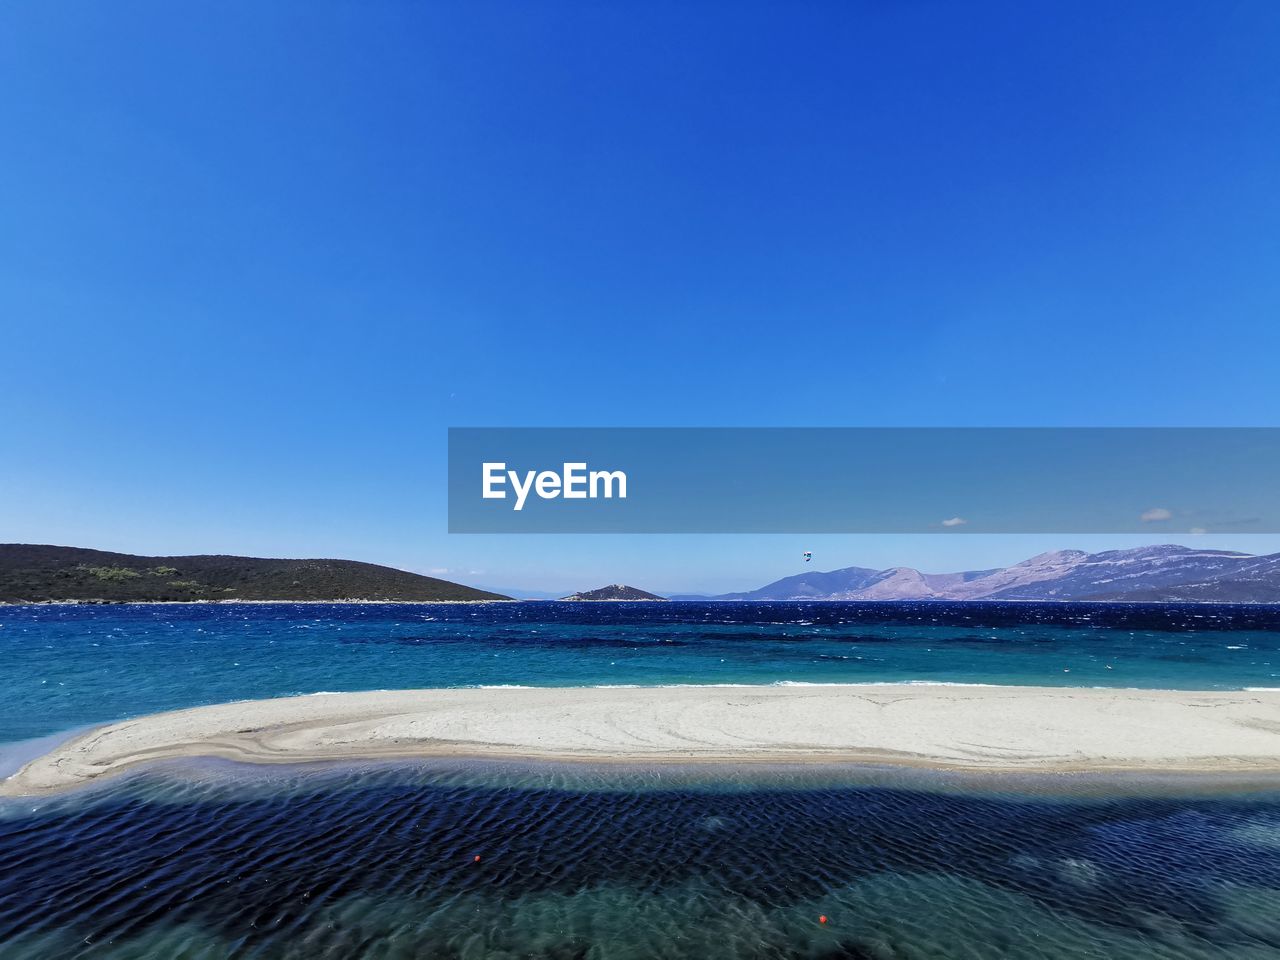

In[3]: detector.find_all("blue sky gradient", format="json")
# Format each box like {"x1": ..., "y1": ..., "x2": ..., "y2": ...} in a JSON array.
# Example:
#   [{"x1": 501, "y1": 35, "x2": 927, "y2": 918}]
[{"x1": 4, "y1": 2, "x2": 1280, "y2": 593}]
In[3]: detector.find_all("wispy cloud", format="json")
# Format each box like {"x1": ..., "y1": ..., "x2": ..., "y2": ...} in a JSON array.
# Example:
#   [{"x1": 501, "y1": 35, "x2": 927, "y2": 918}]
[
  {"x1": 1189, "y1": 527, "x2": 1207, "y2": 536},
  {"x1": 1140, "y1": 507, "x2": 1172, "y2": 522},
  {"x1": 941, "y1": 517, "x2": 967, "y2": 527}
]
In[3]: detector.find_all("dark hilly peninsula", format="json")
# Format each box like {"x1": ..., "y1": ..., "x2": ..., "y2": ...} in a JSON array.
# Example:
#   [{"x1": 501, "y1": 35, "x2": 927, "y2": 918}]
[{"x1": 0, "y1": 544, "x2": 510, "y2": 603}]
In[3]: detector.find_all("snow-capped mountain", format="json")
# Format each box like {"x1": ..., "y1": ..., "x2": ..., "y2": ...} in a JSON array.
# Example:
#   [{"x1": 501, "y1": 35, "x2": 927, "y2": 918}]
[{"x1": 687, "y1": 546, "x2": 1280, "y2": 603}]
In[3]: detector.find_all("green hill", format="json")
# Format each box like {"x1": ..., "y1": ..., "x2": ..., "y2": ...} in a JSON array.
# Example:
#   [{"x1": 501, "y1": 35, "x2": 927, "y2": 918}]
[{"x1": 0, "y1": 544, "x2": 510, "y2": 603}]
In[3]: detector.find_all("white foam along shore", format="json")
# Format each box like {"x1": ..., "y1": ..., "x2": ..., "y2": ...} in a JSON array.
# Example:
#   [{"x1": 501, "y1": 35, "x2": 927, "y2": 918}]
[{"x1": 6, "y1": 684, "x2": 1280, "y2": 796}]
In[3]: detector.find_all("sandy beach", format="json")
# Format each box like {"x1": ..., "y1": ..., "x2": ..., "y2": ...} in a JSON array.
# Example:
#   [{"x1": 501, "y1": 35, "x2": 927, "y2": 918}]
[{"x1": 6, "y1": 684, "x2": 1280, "y2": 795}]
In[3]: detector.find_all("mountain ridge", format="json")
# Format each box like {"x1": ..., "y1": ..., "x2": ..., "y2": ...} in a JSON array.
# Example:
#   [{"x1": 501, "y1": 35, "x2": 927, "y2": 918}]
[{"x1": 673, "y1": 546, "x2": 1280, "y2": 603}]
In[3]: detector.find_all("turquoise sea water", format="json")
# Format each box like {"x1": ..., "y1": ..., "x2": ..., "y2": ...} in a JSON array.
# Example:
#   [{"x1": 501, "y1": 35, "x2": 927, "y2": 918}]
[
  {"x1": 3, "y1": 601, "x2": 1280, "y2": 959},
  {"x1": 1, "y1": 600, "x2": 1279, "y2": 744}
]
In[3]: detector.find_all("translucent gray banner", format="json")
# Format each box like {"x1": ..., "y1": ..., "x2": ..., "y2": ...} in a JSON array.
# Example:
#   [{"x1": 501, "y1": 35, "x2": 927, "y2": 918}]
[{"x1": 448, "y1": 428, "x2": 1279, "y2": 533}]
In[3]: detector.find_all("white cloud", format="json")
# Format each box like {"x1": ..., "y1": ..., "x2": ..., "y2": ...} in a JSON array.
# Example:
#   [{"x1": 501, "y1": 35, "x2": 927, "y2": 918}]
[
  {"x1": 1140, "y1": 507, "x2": 1173, "y2": 522},
  {"x1": 429, "y1": 567, "x2": 450, "y2": 574},
  {"x1": 1189, "y1": 527, "x2": 1207, "y2": 536},
  {"x1": 941, "y1": 517, "x2": 968, "y2": 527}
]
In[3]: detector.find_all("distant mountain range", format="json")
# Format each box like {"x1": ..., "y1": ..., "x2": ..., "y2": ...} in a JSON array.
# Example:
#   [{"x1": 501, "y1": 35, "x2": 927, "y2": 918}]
[
  {"x1": 8, "y1": 543, "x2": 1279, "y2": 606},
  {"x1": 0, "y1": 544, "x2": 511, "y2": 603},
  {"x1": 561, "y1": 584, "x2": 667, "y2": 601},
  {"x1": 673, "y1": 546, "x2": 1280, "y2": 603}
]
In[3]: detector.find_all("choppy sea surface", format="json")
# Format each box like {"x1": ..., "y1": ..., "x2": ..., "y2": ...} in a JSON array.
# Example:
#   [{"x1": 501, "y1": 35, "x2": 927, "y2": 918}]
[
  {"x1": 2, "y1": 601, "x2": 1280, "y2": 744},
  {"x1": 3, "y1": 600, "x2": 1280, "y2": 959}
]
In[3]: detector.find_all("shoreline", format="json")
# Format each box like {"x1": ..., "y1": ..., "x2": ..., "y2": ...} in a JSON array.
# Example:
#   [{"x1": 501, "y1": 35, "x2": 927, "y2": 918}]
[
  {"x1": 7, "y1": 684, "x2": 1280, "y2": 796},
  {"x1": 0, "y1": 598, "x2": 514, "y2": 606},
  {"x1": 5, "y1": 598, "x2": 1280, "y2": 607}
]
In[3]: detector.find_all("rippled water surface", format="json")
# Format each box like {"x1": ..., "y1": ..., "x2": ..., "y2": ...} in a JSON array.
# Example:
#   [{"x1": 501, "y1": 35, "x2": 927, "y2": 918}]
[
  {"x1": 2, "y1": 601, "x2": 1280, "y2": 742},
  {"x1": 3, "y1": 763, "x2": 1280, "y2": 959},
  {"x1": 4, "y1": 602, "x2": 1280, "y2": 958}
]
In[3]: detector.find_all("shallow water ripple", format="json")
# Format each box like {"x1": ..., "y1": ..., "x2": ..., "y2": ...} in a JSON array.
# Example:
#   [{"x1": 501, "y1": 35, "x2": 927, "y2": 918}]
[{"x1": 1, "y1": 767, "x2": 1280, "y2": 958}]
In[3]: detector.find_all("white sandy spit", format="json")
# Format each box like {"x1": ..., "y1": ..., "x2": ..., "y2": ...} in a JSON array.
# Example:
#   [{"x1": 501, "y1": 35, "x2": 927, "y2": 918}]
[{"x1": 6, "y1": 684, "x2": 1280, "y2": 795}]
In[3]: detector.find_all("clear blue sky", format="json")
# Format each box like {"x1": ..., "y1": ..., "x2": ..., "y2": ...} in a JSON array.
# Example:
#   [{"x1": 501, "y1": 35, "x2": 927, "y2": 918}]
[{"x1": 4, "y1": 2, "x2": 1279, "y2": 594}]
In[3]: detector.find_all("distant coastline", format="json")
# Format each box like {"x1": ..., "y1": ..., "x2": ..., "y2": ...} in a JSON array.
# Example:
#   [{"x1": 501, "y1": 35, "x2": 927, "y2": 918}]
[
  {"x1": 0, "y1": 544, "x2": 510, "y2": 603},
  {"x1": 0, "y1": 597, "x2": 511, "y2": 606},
  {"x1": 676, "y1": 545, "x2": 1280, "y2": 604},
  {"x1": 7, "y1": 542, "x2": 1280, "y2": 605},
  {"x1": 4, "y1": 597, "x2": 1280, "y2": 608}
]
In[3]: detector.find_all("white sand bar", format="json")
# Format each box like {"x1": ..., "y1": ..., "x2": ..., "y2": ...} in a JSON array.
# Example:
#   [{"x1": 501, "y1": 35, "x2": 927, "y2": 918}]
[{"x1": 7, "y1": 684, "x2": 1280, "y2": 795}]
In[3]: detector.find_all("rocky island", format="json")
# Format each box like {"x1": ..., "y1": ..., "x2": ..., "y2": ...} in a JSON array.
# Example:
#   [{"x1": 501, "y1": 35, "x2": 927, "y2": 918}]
[{"x1": 560, "y1": 584, "x2": 667, "y2": 601}]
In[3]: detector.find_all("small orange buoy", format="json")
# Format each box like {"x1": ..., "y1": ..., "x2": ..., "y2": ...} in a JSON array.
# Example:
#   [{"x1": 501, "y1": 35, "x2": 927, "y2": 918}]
[
  {"x1": 473, "y1": 855, "x2": 481, "y2": 863},
  {"x1": 819, "y1": 915, "x2": 828, "y2": 924}
]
